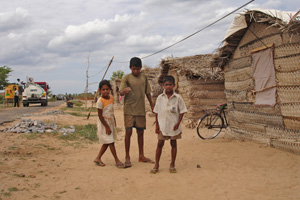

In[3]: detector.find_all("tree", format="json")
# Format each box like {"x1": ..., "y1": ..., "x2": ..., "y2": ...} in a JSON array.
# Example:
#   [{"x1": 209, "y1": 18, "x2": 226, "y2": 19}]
[
  {"x1": 0, "y1": 66, "x2": 13, "y2": 90},
  {"x1": 110, "y1": 70, "x2": 125, "y2": 81}
]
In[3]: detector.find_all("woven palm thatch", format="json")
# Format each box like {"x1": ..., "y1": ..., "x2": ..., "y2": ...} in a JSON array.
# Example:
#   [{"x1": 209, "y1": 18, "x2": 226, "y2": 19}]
[
  {"x1": 215, "y1": 9, "x2": 300, "y2": 155},
  {"x1": 142, "y1": 67, "x2": 163, "y2": 98},
  {"x1": 160, "y1": 54, "x2": 224, "y2": 83}
]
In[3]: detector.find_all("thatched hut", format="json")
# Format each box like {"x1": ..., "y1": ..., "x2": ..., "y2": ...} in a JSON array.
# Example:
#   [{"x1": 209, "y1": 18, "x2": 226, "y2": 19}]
[
  {"x1": 212, "y1": 9, "x2": 300, "y2": 154},
  {"x1": 160, "y1": 54, "x2": 226, "y2": 127},
  {"x1": 142, "y1": 67, "x2": 162, "y2": 112}
]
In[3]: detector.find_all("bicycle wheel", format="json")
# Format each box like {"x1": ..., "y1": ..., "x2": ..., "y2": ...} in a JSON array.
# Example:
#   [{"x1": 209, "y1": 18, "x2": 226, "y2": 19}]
[{"x1": 197, "y1": 113, "x2": 224, "y2": 139}]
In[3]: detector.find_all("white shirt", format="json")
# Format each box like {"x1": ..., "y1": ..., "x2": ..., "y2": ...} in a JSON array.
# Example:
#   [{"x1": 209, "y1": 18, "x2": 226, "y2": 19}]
[
  {"x1": 153, "y1": 91, "x2": 187, "y2": 136},
  {"x1": 14, "y1": 90, "x2": 19, "y2": 96}
]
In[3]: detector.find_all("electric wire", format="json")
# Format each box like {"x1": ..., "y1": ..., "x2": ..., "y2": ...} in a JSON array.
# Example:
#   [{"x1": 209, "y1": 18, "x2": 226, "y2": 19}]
[{"x1": 114, "y1": 0, "x2": 254, "y2": 63}]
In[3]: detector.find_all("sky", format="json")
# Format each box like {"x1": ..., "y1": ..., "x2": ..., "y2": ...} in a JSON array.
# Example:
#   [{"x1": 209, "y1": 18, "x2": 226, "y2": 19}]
[{"x1": 1, "y1": 0, "x2": 298, "y2": 94}]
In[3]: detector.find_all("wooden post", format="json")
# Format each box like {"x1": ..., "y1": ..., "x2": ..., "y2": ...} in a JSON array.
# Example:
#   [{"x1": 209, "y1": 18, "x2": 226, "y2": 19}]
[{"x1": 87, "y1": 56, "x2": 114, "y2": 119}]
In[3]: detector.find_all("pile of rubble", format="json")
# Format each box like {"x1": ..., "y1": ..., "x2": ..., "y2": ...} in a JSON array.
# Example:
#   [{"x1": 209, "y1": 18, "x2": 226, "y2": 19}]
[{"x1": 4, "y1": 118, "x2": 75, "y2": 135}]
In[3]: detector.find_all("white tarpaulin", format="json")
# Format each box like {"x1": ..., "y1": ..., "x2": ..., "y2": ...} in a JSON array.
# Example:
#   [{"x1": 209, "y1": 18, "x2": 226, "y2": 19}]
[{"x1": 224, "y1": 9, "x2": 297, "y2": 40}]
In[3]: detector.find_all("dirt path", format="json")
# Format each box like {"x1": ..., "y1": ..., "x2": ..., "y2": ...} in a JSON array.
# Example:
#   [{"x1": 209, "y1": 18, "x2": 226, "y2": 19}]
[
  {"x1": 0, "y1": 103, "x2": 300, "y2": 200},
  {"x1": 0, "y1": 101, "x2": 65, "y2": 125}
]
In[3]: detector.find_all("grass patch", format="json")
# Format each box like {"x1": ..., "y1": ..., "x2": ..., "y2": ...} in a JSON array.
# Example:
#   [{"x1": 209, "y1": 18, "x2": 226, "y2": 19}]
[
  {"x1": 21, "y1": 133, "x2": 43, "y2": 140},
  {"x1": 48, "y1": 97, "x2": 57, "y2": 102},
  {"x1": 8, "y1": 187, "x2": 19, "y2": 192},
  {"x1": 22, "y1": 131, "x2": 58, "y2": 140},
  {"x1": 7, "y1": 146, "x2": 19, "y2": 151},
  {"x1": 60, "y1": 106, "x2": 97, "y2": 113},
  {"x1": 59, "y1": 104, "x2": 97, "y2": 118},
  {"x1": 1, "y1": 187, "x2": 23, "y2": 197},
  {"x1": 72, "y1": 100, "x2": 83, "y2": 107},
  {"x1": 58, "y1": 124, "x2": 97, "y2": 142},
  {"x1": 34, "y1": 144, "x2": 58, "y2": 151},
  {"x1": 1, "y1": 191, "x2": 11, "y2": 197},
  {"x1": 67, "y1": 112, "x2": 88, "y2": 117}
]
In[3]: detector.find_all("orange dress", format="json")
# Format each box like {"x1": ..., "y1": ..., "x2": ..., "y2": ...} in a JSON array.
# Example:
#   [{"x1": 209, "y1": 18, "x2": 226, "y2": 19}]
[{"x1": 96, "y1": 95, "x2": 116, "y2": 144}]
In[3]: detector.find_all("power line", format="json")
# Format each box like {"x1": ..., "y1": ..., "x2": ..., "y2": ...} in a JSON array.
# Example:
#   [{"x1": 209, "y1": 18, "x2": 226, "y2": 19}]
[
  {"x1": 114, "y1": 0, "x2": 254, "y2": 63},
  {"x1": 89, "y1": 65, "x2": 107, "y2": 78}
]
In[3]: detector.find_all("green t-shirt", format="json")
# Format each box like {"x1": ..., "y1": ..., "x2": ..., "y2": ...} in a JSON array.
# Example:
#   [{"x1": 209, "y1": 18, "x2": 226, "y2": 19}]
[{"x1": 119, "y1": 73, "x2": 151, "y2": 116}]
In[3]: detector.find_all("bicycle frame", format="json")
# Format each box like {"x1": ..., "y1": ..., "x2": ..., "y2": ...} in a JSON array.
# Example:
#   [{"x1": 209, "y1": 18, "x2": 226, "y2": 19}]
[
  {"x1": 197, "y1": 103, "x2": 229, "y2": 140},
  {"x1": 219, "y1": 107, "x2": 229, "y2": 128}
]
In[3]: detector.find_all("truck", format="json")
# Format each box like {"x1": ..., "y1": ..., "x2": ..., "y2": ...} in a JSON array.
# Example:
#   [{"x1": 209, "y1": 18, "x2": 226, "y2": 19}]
[{"x1": 22, "y1": 82, "x2": 50, "y2": 107}]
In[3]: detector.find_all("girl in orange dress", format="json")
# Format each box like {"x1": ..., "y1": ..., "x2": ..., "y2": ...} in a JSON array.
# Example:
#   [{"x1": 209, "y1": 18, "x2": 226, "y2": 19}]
[{"x1": 94, "y1": 80, "x2": 125, "y2": 168}]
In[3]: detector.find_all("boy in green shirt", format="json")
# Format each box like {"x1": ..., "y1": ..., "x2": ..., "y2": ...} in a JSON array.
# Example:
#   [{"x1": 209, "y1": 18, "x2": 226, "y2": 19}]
[{"x1": 119, "y1": 57, "x2": 154, "y2": 167}]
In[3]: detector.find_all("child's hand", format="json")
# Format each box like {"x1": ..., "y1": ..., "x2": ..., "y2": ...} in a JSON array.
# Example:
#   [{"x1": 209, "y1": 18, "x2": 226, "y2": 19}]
[
  {"x1": 106, "y1": 127, "x2": 112, "y2": 135},
  {"x1": 123, "y1": 87, "x2": 131, "y2": 94},
  {"x1": 173, "y1": 123, "x2": 179, "y2": 131},
  {"x1": 155, "y1": 125, "x2": 160, "y2": 134}
]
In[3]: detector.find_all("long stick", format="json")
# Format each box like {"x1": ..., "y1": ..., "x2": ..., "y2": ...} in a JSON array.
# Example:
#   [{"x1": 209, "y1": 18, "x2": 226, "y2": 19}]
[{"x1": 87, "y1": 56, "x2": 114, "y2": 119}]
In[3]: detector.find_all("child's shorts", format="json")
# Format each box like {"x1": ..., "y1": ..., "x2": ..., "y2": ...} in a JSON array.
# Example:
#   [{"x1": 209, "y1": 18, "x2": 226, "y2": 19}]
[
  {"x1": 158, "y1": 132, "x2": 182, "y2": 140},
  {"x1": 124, "y1": 115, "x2": 146, "y2": 130}
]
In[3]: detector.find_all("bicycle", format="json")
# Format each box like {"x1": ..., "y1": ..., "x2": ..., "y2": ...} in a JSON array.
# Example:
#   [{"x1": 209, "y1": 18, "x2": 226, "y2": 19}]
[{"x1": 196, "y1": 103, "x2": 229, "y2": 140}]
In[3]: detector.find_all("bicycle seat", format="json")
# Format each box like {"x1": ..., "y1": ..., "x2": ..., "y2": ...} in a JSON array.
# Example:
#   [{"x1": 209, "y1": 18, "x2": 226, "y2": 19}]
[{"x1": 217, "y1": 103, "x2": 227, "y2": 109}]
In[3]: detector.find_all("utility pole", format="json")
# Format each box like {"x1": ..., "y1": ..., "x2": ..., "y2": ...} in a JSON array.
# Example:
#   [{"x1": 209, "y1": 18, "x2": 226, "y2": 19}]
[{"x1": 85, "y1": 52, "x2": 90, "y2": 109}]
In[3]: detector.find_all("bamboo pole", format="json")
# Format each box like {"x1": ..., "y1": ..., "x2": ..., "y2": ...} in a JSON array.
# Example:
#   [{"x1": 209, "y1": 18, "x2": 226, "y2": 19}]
[{"x1": 87, "y1": 56, "x2": 114, "y2": 119}]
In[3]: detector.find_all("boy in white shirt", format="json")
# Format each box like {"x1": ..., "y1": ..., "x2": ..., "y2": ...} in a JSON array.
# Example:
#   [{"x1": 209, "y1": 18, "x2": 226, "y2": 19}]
[{"x1": 151, "y1": 75, "x2": 187, "y2": 174}]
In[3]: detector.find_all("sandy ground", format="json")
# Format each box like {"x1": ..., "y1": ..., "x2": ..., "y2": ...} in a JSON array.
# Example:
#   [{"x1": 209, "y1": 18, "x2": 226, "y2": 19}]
[{"x1": 0, "y1": 102, "x2": 300, "y2": 200}]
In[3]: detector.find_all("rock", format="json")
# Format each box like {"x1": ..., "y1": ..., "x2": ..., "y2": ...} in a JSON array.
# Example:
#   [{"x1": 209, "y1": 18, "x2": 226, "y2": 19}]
[
  {"x1": 22, "y1": 118, "x2": 31, "y2": 123},
  {"x1": 67, "y1": 129, "x2": 75, "y2": 134},
  {"x1": 31, "y1": 127, "x2": 37, "y2": 133},
  {"x1": 5, "y1": 117, "x2": 64, "y2": 134},
  {"x1": 59, "y1": 128, "x2": 67, "y2": 133},
  {"x1": 197, "y1": 164, "x2": 201, "y2": 168},
  {"x1": 16, "y1": 127, "x2": 21, "y2": 133},
  {"x1": 37, "y1": 129, "x2": 44, "y2": 134}
]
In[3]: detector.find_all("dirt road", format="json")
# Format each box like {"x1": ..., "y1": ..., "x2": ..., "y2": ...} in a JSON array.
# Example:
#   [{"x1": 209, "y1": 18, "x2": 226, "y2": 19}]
[
  {"x1": 0, "y1": 101, "x2": 65, "y2": 125},
  {"x1": 1, "y1": 103, "x2": 300, "y2": 200}
]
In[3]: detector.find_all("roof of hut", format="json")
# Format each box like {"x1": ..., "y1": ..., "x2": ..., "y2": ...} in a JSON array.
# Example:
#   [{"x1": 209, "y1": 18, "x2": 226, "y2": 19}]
[
  {"x1": 160, "y1": 54, "x2": 224, "y2": 82},
  {"x1": 212, "y1": 9, "x2": 300, "y2": 69}
]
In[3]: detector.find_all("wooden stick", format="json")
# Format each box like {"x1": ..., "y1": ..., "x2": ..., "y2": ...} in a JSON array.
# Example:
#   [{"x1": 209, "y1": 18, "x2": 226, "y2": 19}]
[{"x1": 87, "y1": 56, "x2": 114, "y2": 119}]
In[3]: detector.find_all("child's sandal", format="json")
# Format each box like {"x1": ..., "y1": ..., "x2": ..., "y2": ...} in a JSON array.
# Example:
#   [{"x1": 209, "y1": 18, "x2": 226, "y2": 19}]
[
  {"x1": 150, "y1": 168, "x2": 158, "y2": 174},
  {"x1": 169, "y1": 167, "x2": 177, "y2": 173},
  {"x1": 116, "y1": 163, "x2": 125, "y2": 169},
  {"x1": 94, "y1": 161, "x2": 105, "y2": 167}
]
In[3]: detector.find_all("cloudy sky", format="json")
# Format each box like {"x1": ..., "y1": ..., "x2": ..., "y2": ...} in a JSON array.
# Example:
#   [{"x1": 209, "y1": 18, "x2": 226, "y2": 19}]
[{"x1": 1, "y1": 0, "x2": 298, "y2": 94}]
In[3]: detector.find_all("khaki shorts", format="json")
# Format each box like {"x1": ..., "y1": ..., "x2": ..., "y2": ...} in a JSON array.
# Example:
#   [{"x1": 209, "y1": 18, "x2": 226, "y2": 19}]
[
  {"x1": 124, "y1": 115, "x2": 146, "y2": 130},
  {"x1": 158, "y1": 132, "x2": 182, "y2": 140}
]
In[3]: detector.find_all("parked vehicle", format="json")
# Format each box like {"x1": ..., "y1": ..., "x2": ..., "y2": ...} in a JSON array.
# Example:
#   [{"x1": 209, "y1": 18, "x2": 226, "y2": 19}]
[{"x1": 22, "y1": 82, "x2": 50, "y2": 107}]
